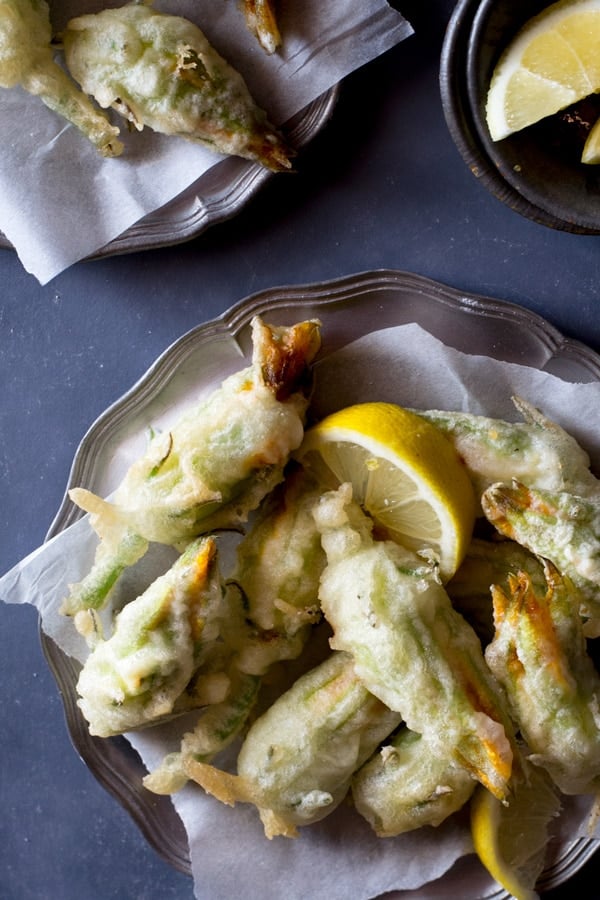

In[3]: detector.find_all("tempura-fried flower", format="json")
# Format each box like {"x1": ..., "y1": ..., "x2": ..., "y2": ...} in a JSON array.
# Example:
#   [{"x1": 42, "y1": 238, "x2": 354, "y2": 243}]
[
  {"x1": 143, "y1": 466, "x2": 325, "y2": 795},
  {"x1": 416, "y1": 397, "x2": 600, "y2": 504},
  {"x1": 185, "y1": 651, "x2": 402, "y2": 837},
  {"x1": 0, "y1": 0, "x2": 122, "y2": 155},
  {"x1": 63, "y1": 2, "x2": 293, "y2": 170},
  {"x1": 352, "y1": 727, "x2": 476, "y2": 837},
  {"x1": 76, "y1": 536, "x2": 224, "y2": 737},
  {"x1": 486, "y1": 560, "x2": 600, "y2": 795},
  {"x1": 482, "y1": 480, "x2": 600, "y2": 629},
  {"x1": 227, "y1": 465, "x2": 324, "y2": 671},
  {"x1": 61, "y1": 317, "x2": 321, "y2": 618},
  {"x1": 312, "y1": 483, "x2": 517, "y2": 801}
]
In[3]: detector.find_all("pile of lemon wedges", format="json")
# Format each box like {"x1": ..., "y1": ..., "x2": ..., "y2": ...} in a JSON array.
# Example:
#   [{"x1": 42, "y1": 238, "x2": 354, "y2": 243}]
[{"x1": 485, "y1": 0, "x2": 600, "y2": 164}]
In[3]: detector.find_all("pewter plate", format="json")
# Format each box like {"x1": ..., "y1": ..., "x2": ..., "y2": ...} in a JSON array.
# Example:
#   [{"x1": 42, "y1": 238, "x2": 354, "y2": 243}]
[
  {"x1": 41, "y1": 270, "x2": 600, "y2": 895},
  {"x1": 0, "y1": 88, "x2": 338, "y2": 258}
]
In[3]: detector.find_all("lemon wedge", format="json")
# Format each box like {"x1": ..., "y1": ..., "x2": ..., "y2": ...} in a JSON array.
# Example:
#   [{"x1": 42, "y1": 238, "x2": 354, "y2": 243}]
[
  {"x1": 486, "y1": 0, "x2": 600, "y2": 143},
  {"x1": 296, "y1": 402, "x2": 476, "y2": 581},
  {"x1": 470, "y1": 766, "x2": 561, "y2": 900},
  {"x1": 582, "y1": 113, "x2": 600, "y2": 161}
]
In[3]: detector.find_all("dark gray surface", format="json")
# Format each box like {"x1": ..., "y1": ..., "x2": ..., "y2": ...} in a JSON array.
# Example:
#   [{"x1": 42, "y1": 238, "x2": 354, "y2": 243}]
[{"x1": 1, "y1": 1, "x2": 599, "y2": 897}]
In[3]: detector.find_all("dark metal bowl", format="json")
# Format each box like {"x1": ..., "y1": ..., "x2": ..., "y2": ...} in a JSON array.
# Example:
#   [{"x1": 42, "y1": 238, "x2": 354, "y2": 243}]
[{"x1": 440, "y1": 0, "x2": 600, "y2": 233}]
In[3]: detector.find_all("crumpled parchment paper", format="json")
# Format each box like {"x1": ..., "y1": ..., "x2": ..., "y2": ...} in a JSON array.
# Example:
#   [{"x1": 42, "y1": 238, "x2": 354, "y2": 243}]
[
  {"x1": 2, "y1": 322, "x2": 600, "y2": 900},
  {"x1": 0, "y1": 0, "x2": 412, "y2": 284}
]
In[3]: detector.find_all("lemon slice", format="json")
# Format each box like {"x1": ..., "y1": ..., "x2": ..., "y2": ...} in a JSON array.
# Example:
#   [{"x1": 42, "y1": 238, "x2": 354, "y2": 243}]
[
  {"x1": 486, "y1": 0, "x2": 600, "y2": 142},
  {"x1": 471, "y1": 765, "x2": 561, "y2": 900},
  {"x1": 582, "y1": 114, "x2": 600, "y2": 161},
  {"x1": 296, "y1": 402, "x2": 476, "y2": 581}
]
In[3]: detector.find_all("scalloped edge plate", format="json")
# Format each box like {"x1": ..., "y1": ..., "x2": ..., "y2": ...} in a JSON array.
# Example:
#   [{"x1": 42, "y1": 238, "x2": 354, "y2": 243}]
[
  {"x1": 0, "y1": 87, "x2": 338, "y2": 258},
  {"x1": 41, "y1": 269, "x2": 600, "y2": 894}
]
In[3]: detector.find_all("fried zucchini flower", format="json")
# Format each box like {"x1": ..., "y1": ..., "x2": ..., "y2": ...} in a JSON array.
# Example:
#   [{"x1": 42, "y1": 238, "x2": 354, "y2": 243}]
[
  {"x1": 61, "y1": 317, "x2": 321, "y2": 619},
  {"x1": 416, "y1": 397, "x2": 600, "y2": 504},
  {"x1": 63, "y1": 1, "x2": 293, "y2": 169},
  {"x1": 0, "y1": 0, "x2": 122, "y2": 155},
  {"x1": 226, "y1": 465, "x2": 325, "y2": 673},
  {"x1": 143, "y1": 466, "x2": 325, "y2": 795},
  {"x1": 352, "y1": 727, "x2": 476, "y2": 837},
  {"x1": 486, "y1": 560, "x2": 600, "y2": 795},
  {"x1": 184, "y1": 651, "x2": 402, "y2": 837},
  {"x1": 482, "y1": 480, "x2": 600, "y2": 631},
  {"x1": 313, "y1": 483, "x2": 518, "y2": 802},
  {"x1": 76, "y1": 536, "x2": 224, "y2": 737}
]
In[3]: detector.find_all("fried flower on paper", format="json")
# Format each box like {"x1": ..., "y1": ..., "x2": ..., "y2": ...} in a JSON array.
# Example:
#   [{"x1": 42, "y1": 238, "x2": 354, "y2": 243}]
[
  {"x1": 0, "y1": 0, "x2": 122, "y2": 155},
  {"x1": 63, "y1": 2, "x2": 293, "y2": 169},
  {"x1": 76, "y1": 537, "x2": 224, "y2": 737},
  {"x1": 486, "y1": 560, "x2": 600, "y2": 795},
  {"x1": 185, "y1": 651, "x2": 401, "y2": 837},
  {"x1": 61, "y1": 317, "x2": 321, "y2": 619},
  {"x1": 417, "y1": 397, "x2": 600, "y2": 504},
  {"x1": 313, "y1": 484, "x2": 518, "y2": 802},
  {"x1": 482, "y1": 480, "x2": 600, "y2": 631},
  {"x1": 352, "y1": 727, "x2": 476, "y2": 837},
  {"x1": 143, "y1": 466, "x2": 325, "y2": 795}
]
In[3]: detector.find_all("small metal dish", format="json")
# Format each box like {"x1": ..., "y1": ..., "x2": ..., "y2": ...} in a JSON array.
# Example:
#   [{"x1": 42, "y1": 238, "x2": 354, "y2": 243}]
[{"x1": 440, "y1": 0, "x2": 600, "y2": 233}]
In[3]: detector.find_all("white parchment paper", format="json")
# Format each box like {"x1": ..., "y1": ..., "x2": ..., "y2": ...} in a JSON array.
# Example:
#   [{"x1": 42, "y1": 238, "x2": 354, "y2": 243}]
[
  {"x1": 0, "y1": 0, "x2": 412, "y2": 284},
  {"x1": 2, "y1": 322, "x2": 600, "y2": 899}
]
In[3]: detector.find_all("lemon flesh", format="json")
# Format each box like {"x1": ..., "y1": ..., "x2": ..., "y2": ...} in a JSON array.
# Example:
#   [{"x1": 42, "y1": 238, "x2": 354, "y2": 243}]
[
  {"x1": 296, "y1": 402, "x2": 476, "y2": 581},
  {"x1": 470, "y1": 766, "x2": 561, "y2": 900},
  {"x1": 486, "y1": 0, "x2": 600, "y2": 142},
  {"x1": 582, "y1": 113, "x2": 600, "y2": 161}
]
